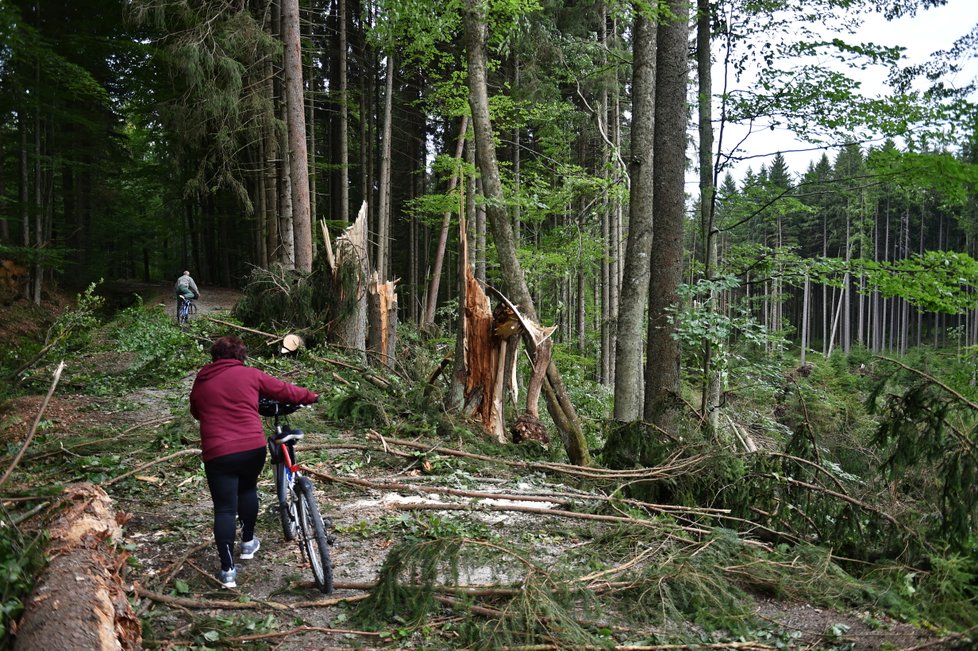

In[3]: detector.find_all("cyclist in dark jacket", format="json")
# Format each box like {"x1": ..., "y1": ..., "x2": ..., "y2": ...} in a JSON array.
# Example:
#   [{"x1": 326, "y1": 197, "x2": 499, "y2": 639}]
[{"x1": 190, "y1": 335, "x2": 318, "y2": 588}]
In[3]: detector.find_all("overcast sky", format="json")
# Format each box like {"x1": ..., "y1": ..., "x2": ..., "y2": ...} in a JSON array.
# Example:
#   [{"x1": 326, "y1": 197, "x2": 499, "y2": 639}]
[{"x1": 717, "y1": 0, "x2": 978, "y2": 179}]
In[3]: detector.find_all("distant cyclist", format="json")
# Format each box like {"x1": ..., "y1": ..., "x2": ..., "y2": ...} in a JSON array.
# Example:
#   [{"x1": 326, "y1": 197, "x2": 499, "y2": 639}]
[{"x1": 175, "y1": 270, "x2": 200, "y2": 303}]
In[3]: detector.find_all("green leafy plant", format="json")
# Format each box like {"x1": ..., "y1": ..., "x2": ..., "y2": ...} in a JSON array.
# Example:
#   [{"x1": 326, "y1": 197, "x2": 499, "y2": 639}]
[{"x1": 0, "y1": 526, "x2": 47, "y2": 645}]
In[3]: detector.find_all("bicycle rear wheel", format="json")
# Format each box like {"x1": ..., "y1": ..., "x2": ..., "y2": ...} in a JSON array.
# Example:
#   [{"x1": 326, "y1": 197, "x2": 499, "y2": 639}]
[
  {"x1": 275, "y1": 461, "x2": 297, "y2": 541},
  {"x1": 294, "y1": 476, "x2": 333, "y2": 594}
]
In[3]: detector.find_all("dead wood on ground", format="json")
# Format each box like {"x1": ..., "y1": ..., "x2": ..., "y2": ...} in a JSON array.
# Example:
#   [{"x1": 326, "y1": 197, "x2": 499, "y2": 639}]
[{"x1": 14, "y1": 483, "x2": 141, "y2": 651}]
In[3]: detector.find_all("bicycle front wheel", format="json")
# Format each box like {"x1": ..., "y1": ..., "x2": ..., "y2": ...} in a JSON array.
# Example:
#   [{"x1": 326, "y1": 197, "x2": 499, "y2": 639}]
[{"x1": 294, "y1": 476, "x2": 333, "y2": 594}]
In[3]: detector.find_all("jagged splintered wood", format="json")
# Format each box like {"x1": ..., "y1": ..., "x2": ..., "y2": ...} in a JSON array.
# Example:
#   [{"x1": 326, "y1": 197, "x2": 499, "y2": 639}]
[
  {"x1": 368, "y1": 271, "x2": 398, "y2": 369},
  {"x1": 456, "y1": 213, "x2": 556, "y2": 444},
  {"x1": 325, "y1": 202, "x2": 369, "y2": 356},
  {"x1": 323, "y1": 202, "x2": 399, "y2": 368}
]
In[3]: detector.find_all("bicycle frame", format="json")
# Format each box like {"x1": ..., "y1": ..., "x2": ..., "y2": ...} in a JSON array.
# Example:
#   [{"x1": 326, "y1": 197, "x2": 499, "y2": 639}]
[
  {"x1": 177, "y1": 296, "x2": 195, "y2": 324},
  {"x1": 260, "y1": 397, "x2": 334, "y2": 593}
]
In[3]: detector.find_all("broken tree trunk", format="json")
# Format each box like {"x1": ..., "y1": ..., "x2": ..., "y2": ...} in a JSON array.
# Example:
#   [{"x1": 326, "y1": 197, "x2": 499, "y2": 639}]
[
  {"x1": 367, "y1": 271, "x2": 398, "y2": 369},
  {"x1": 452, "y1": 210, "x2": 558, "y2": 445},
  {"x1": 324, "y1": 201, "x2": 369, "y2": 358},
  {"x1": 15, "y1": 483, "x2": 141, "y2": 650},
  {"x1": 489, "y1": 287, "x2": 556, "y2": 445}
]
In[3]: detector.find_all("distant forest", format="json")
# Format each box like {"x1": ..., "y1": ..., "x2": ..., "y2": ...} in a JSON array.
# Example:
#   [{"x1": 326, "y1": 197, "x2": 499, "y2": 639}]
[{"x1": 2, "y1": 0, "x2": 978, "y2": 383}]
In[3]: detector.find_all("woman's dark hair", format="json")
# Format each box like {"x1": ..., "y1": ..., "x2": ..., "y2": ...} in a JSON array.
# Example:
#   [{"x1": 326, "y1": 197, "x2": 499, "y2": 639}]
[{"x1": 211, "y1": 335, "x2": 248, "y2": 361}]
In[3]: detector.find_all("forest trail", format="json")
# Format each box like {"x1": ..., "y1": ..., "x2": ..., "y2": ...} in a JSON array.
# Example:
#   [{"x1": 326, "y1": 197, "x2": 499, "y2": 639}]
[{"x1": 2, "y1": 287, "x2": 956, "y2": 650}]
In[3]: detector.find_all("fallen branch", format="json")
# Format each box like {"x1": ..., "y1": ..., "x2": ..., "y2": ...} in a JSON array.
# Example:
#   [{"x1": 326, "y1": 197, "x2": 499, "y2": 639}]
[
  {"x1": 0, "y1": 361, "x2": 65, "y2": 489},
  {"x1": 303, "y1": 468, "x2": 731, "y2": 521},
  {"x1": 28, "y1": 416, "x2": 175, "y2": 462},
  {"x1": 133, "y1": 585, "x2": 369, "y2": 611},
  {"x1": 877, "y1": 355, "x2": 978, "y2": 412},
  {"x1": 758, "y1": 473, "x2": 926, "y2": 548},
  {"x1": 104, "y1": 449, "x2": 201, "y2": 487},
  {"x1": 388, "y1": 501, "x2": 766, "y2": 547},
  {"x1": 364, "y1": 431, "x2": 707, "y2": 481},
  {"x1": 308, "y1": 352, "x2": 393, "y2": 389},
  {"x1": 225, "y1": 624, "x2": 382, "y2": 643},
  {"x1": 201, "y1": 316, "x2": 278, "y2": 340}
]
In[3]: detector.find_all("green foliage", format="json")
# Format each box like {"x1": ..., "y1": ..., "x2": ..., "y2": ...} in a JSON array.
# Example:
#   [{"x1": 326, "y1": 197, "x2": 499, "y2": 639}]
[
  {"x1": 0, "y1": 524, "x2": 47, "y2": 646},
  {"x1": 672, "y1": 275, "x2": 787, "y2": 387},
  {"x1": 871, "y1": 553, "x2": 978, "y2": 629},
  {"x1": 354, "y1": 535, "x2": 465, "y2": 626},
  {"x1": 321, "y1": 385, "x2": 390, "y2": 428},
  {"x1": 869, "y1": 363, "x2": 978, "y2": 549},
  {"x1": 48, "y1": 282, "x2": 106, "y2": 356},
  {"x1": 102, "y1": 301, "x2": 207, "y2": 385},
  {"x1": 234, "y1": 265, "x2": 323, "y2": 332},
  {"x1": 858, "y1": 252, "x2": 978, "y2": 314}
]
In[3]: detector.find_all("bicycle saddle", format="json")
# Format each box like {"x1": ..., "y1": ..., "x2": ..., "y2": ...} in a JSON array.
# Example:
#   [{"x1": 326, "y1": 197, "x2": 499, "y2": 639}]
[
  {"x1": 258, "y1": 396, "x2": 304, "y2": 417},
  {"x1": 274, "y1": 428, "x2": 305, "y2": 443}
]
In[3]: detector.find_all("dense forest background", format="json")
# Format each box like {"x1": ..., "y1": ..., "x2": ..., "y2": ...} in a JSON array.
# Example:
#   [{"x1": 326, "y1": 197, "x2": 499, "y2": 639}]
[
  {"x1": 4, "y1": 0, "x2": 978, "y2": 646},
  {"x1": 3, "y1": 0, "x2": 977, "y2": 367}
]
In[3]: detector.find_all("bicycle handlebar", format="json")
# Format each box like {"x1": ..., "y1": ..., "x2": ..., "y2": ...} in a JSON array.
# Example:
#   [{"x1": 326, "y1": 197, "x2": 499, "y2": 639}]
[{"x1": 258, "y1": 396, "x2": 305, "y2": 417}]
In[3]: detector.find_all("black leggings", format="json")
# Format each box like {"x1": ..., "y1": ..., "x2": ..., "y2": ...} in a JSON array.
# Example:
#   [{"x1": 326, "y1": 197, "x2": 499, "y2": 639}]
[{"x1": 204, "y1": 446, "x2": 266, "y2": 571}]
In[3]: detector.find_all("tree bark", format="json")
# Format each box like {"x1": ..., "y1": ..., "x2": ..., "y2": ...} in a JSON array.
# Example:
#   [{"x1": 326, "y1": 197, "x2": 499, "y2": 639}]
[
  {"x1": 338, "y1": 0, "x2": 350, "y2": 225},
  {"x1": 283, "y1": 0, "x2": 313, "y2": 271},
  {"x1": 697, "y1": 0, "x2": 721, "y2": 432},
  {"x1": 375, "y1": 53, "x2": 394, "y2": 279},
  {"x1": 463, "y1": 0, "x2": 590, "y2": 465},
  {"x1": 643, "y1": 0, "x2": 690, "y2": 433},
  {"x1": 367, "y1": 271, "x2": 398, "y2": 368},
  {"x1": 331, "y1": 201, "x2": 369, "y2": 356},
  {"x1": 613, "y1": 3, "x2": 656, "y2": 420},
  {"x1": 15, "y1": 484, "x2": 142, "y2": 650}
]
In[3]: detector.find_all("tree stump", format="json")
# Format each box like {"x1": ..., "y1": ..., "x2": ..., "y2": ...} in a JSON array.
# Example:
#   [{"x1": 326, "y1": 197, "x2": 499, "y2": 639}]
[{"x1": 14, "y1": 483, "x2": 141, "y2": 651}]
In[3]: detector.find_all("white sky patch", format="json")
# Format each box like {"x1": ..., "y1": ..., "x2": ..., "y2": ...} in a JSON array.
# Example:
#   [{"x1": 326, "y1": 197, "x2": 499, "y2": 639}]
[{"x1": 713, "y1": 0, "x2": 978, "y2": 179}]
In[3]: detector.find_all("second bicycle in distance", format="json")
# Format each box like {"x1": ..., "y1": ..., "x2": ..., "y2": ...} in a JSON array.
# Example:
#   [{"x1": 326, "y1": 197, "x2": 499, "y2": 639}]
[{"x1": 259, "y1": 396, "x2": 335, "y2": 593}]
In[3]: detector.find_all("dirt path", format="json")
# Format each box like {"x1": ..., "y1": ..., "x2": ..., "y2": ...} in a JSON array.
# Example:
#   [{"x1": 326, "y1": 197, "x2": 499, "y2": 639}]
[{"x1": 99, "y1": 280, "x2": 242, "y2": 318}]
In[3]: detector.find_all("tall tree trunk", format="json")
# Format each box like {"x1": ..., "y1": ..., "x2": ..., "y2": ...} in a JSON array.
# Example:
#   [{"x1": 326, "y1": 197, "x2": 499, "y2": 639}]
[
  {"x1": 375, "y1": 53, "x2": 394, "y2": 278},
  {"x1": 32, "y1": 72, "x2": 43, "y2": 305},
  {"x1": 338, "y1": 0, "x2": 350, "y2": 224},
  {"x1": 643, "y1": 0, "x2": 690, "y2": 433},
  {"x1": 474, "y1": 172, "x2": 486, "y2": 284},
  {"x1": 463, "y1": 0, "x2": 590, "y2": 465},
  {"x1": 308, "y1": 65, "x2": 317, "y2": 257},
  {"x1": 283, "y1": 0, "x2": 313, "y2": 271},
  {"x1": 697, "y1": 0, "x2": 720, "y2": 432},
  {"x1": 801, "y1": 274, "x2": 810, "y2": 364},
  {"x1": 423, "y1": 116, "x2": 468, "y2": 329},
  {"x1": 279, "y1": 104, "x2": 296, "y2": 269},
  {"x1": 613, "y1": 2, "x2": 656, "y2": 421}
]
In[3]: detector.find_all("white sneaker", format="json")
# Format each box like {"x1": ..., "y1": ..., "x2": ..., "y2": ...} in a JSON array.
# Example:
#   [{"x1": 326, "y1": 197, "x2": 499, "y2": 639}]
[
  {"x1": 239, "y1": 537, "x2": 260, "y2": 560},
  {"x1": 216, "y1": 567, "x2": 237, "y2": 588}
]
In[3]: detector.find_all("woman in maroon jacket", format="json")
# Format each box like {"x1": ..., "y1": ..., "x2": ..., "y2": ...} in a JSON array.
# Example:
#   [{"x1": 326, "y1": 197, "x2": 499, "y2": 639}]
[{"x1": 190, "y1": 335, "x2": 318, "y2": 588}]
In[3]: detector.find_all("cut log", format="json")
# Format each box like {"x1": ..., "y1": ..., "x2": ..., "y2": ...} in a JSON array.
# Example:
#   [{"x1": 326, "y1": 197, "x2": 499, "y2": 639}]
[{"x1": 14, "y1": 483, "x2": 141, "y2": 650}]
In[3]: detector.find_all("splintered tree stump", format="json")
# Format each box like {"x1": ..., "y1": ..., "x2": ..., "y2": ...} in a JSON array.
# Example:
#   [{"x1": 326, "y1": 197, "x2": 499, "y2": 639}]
[{"x1": 14, "y1": 483, "x2": 141, "y2": 651}]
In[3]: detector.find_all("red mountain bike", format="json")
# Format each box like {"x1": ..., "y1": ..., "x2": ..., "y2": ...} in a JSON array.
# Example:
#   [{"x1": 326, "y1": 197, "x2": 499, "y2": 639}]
[{"x1": 259, "y1": 397, "x2": 334, "y2": 593}]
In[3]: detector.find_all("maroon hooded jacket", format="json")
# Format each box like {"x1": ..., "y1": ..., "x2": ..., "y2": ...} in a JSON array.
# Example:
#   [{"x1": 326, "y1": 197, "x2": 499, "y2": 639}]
[{"x1": 190, "y1": 358, "x2": 319, "y2": 462}]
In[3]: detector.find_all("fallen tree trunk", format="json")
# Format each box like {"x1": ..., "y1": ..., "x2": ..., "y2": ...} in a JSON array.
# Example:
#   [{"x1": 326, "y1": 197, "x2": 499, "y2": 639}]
[{"x1": 14, "y1": 483, "x2": 141, "y2": 650}]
